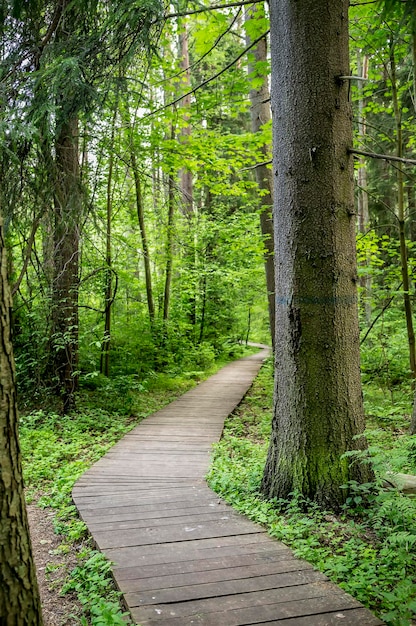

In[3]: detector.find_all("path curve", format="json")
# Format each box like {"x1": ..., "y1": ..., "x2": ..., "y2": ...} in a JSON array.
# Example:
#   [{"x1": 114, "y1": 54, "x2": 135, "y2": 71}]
[{"x1": 72, "y1": 349, "x2": 382, "y2": 625}]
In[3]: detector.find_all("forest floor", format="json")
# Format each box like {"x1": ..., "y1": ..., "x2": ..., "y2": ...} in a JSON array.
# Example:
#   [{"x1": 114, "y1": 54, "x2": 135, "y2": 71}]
[
  {"x1": 27, "y1": 502, "x2": 82, "y2": 625},
  {"x1": 22, "y1": 346, "x2": 416, "y2": 625}
]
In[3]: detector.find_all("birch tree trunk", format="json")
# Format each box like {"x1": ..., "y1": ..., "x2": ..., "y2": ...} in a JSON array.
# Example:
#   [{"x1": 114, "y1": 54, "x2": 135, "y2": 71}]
[
  {"x1": 0, "y1": 216, "x2": 44, "y2": 624},
  {"x1": 262, "y1": 0, "x2": 372, "y2": 508}
]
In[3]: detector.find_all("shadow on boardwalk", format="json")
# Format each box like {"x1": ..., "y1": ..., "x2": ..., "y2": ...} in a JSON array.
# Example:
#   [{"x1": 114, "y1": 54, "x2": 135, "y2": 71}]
[{"x1": 72, "y1": 348, "x2": 383, "y2": 626}]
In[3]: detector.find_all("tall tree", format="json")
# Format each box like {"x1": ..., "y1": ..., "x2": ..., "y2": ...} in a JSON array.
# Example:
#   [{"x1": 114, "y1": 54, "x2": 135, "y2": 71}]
[
  {"x1": 52, "y1": 110, "x2": 82, "y2": 413},
  {"x1": 0, "y1": 215, "x2": 43, "y2": 624},
  {"x1": 356, "y1": 52, "x2": 372, "y2": 327},
  {"x1": 245, "y1": 3, "x2": 275, "y2": 350},
  {"x1": 262, "y1": 0, "x2": 372, "y2": 508},
  {"x1": 389, "y1": 41, "x2": 416, "y2": 383},
  {"x1": 178, "y1": 20, "x2": 194, "y2": 218}
]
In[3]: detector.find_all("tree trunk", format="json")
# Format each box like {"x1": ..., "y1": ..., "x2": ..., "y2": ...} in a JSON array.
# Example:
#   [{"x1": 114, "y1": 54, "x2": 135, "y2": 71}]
[
  {"x1": 53, "y1": 115, "x2": 81, "y2": 414},
  {"x1": 410, "y1": 394, "x2": 416, "y2": 434},
  {"x1": 179, "y1": 22, "x2": 193, "y2": 218},
  {"x1": 100, "y1": 100, "x2": 118, "y2": 376},
  {"x1": 356, "y1": 53, "x2": 372, "y2": 326},
  {"x1": 121, "y1": 104, "x2": 155, "y2": 324},
  {"x1": 390, "y1": 43, "x2": 416, "y2": 382},
  {"x1": 0, "y1": 216, "x2": 44, "y2": 625},
  {"x1": 245, "y1": 4, "x2": 275, "y2": 351},
  {"x1": 131, "y1": 149, "x2": 155, "y2": 323},
  {"x1": 163, "y1": 173, "x2": 175, "y2": 322},
  {"x1": 262, "y1": 0, "x2": 372, "y2": 509}
]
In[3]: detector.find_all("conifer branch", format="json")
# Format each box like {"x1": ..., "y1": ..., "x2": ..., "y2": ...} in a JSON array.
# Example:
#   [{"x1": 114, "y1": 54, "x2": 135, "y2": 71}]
[
  {"x1": 241, "y1": 159, "x2": 272, "y2": 171},
  {"x1": 350, "y1": 148, "x2": 416, "y2": 166}
]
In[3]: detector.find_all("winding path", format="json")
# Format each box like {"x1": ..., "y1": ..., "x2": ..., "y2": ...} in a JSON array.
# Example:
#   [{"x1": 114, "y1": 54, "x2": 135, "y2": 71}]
[{"x1": 72, "y1": 348, "x2": 382, "y2": 625}]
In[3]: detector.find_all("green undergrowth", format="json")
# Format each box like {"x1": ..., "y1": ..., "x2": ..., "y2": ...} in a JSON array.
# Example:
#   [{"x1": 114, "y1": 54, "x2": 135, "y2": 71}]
[
  {"x1": 20, "y1": 348, "x2": 252, "y2": 625},
  {"x1": 207, "y1": 359, "x2": 416, "y2": 626}
]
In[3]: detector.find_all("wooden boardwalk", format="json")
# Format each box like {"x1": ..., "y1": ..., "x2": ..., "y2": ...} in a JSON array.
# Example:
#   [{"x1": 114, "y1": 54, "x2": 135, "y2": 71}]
[{"x1": 72, "y1": 349, "x2": 383, "y2": 625}]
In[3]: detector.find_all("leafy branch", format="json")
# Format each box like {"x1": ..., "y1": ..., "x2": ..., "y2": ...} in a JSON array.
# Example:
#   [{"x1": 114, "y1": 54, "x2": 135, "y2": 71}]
[{"x1": 144, "y1": 29, "x2": 269, "y2": 119}]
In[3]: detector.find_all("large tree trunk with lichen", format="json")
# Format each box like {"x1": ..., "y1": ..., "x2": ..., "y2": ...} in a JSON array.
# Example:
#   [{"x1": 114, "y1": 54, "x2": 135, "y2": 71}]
[
  {"x1": 0, "y1": 216, "x2": 44, "y2": 625},
  {"x1": 261, "y1": 0, "x2": 372, "y2": 509},
  {"x1": 52, "y1": 115, "x2": 81, "y2": 414}
]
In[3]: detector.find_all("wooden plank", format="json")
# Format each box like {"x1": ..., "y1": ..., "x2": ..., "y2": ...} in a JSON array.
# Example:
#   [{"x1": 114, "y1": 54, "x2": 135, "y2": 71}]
[
  {"x1": 93, "y1": 519, "x2": 264, "y2": 549},
  {"x1": 117, "y1": 559, "x2": 314, "y2": 593},
  {"x1": 125, "y1": 569, "x2": 326, "y2": 606},
  {"x1": 103, "y1": 533, "x2": 273, "y2": 566},
  {"x1": 134, "y1": 594, "x2": 367, "y2": 626},
  {"x1": 129, "y1": 581, "x2": 341, "y2": 622},
  {"x1": 74, "y1": 493, "x2": 210, "y2": 509},
  {"x1": 114, "y1": 547, "x2": 296, "y2": 581},
  {"x1": 86, "y1": 509, "x2": 240, "y2": 531},
  {"x1": 77, "y1": 499, "x2": 228, "y2": 520},
  {"x1": 254, "y1": 609, "x2": 384, "y2": 626}
]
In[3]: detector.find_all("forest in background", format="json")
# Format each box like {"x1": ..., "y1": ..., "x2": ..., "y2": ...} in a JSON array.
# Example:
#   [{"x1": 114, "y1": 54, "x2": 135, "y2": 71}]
[
  {"x1": 2, "y1": 0, "x2": 272, "y2": 414},
  {"x1": 2, "y1": 0, "x2": 416, "y2": 624},
  {"x1": 3, "y1": 0, "x2": 416, "y2": 414}
]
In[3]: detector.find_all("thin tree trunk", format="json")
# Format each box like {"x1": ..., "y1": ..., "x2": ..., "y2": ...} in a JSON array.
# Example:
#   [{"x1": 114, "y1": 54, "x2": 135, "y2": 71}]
[
  {"x1": 262, "y1": 0, "x2": 372, "y2": 509},
  {"x1": 357, "y1": 53, "x2": 372, "y2": 326},
  {"x1": 53, "y1": 115, "x2": 81, "y2": 413},
  {"x1": 100, "y1": 101, "x2": 118, "y2": 376},
  {"x1": 245, "y1": 3, "x2": 275, "y2": 350},
  {"x1": 163, "y1": 173, "x2": 175, "y2": 321},
  {"x1": 407, "y1": 185, "x2": 416, "y2": 241},
  {"x1": 131, "y1": 148, "x2": 155, "y2": 322},
  {"x1": 120, "y1": 102, "x2": 155, "y2": 324},
  {"x1": 411, "y1": 393, "x2": 416, "y2": 434},
  {"x1": 407, "y1": 11, "x2": 416, "y2": 434},
  {"x1": 0, "y1": 215, "x2": 44, "y2": 625},
  {"x1": 179, "y1": 22, "x2": 193, "y2": 218},
  {"x1": 198, "y1": 272, "x2": 207, "y2": 344},
  {"x1": 390, "y1": 44, "x2": 416, "y2": 382}
]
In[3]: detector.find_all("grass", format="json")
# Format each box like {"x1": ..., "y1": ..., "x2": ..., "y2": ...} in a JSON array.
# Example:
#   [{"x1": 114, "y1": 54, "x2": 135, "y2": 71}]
[
  {"x1": 207, "y1": 359, "x2": 416, "y2": 626},
  {"x1": 19, "y1": 345, "x2": 253, "y2": 625}
]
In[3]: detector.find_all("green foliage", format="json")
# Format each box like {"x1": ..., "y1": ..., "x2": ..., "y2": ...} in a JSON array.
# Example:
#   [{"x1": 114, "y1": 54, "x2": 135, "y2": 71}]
[
  {"x1": 208, "y1": 361, "x2": 416, "y2": 626},
  {"x1": 61, "y1": 551, "x2": 131, "y2": 626}
]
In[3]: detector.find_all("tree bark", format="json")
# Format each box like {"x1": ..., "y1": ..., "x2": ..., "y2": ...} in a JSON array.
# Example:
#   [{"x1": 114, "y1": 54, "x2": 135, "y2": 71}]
[
  {"x1": 245, "y1": 4, "x2": 275, "y2": 351},
  {"x1": 121, "y1": 104, "x2": 155, "y2": 324},
  {"x1": 390, "y1": 43, "x2": 416, "y2": 382},
  {"x1": 53, "y1": 115, "x2": 81, "y2": 414},
  {"x1": 0, "y1": 216, "x2": 44, "y2": 625},
  {"x1": 262, "y1": 0, "x2": 372, "y2": 509},
  {"x1": 178, "y1": 22, "x2": 194, "y2": 218},
  {"x1": 356, "y1": 53, "x2": 372, "y2": 326},
  {"x1": 100, "y1": 100, "x2": 118, "y2": 376},
  {"x1": 163, "y1": 173, "x2": 175, "y2": 322},
  {"x1": 131, "y1": 149, "x2": 155, "y2": 323},
  {"x1": 410, "y1": 394, "x2": 416, "y2": 434}
]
